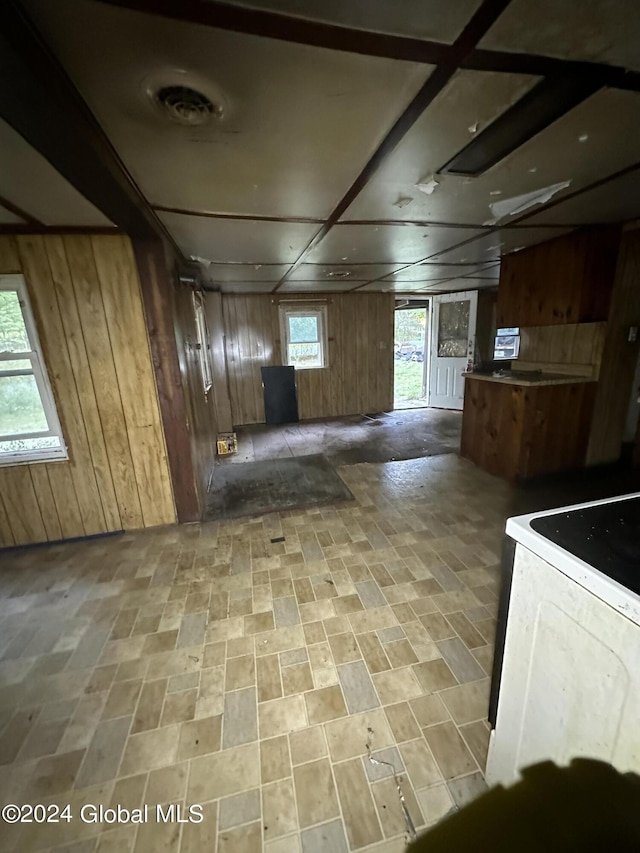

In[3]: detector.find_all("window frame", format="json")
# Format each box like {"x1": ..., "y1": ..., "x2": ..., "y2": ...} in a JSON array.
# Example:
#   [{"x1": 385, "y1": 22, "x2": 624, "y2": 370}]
[
  {"x1": 279, "y1": 304, "x2": 328, "y2": 370},
  {"x1": 0, "y1": 274, "x2": 68, "y2": 466},
  {"x1": 192, "y1": 291, "x2": 213, "y2": 395}
]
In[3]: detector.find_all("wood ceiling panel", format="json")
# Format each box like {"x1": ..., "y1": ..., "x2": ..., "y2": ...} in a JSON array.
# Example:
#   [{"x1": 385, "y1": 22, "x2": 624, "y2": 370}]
[
  {"x1": 26, "y1": 0, "x2": 431, "y2": 220},
  {"x1": 344, "y1": 86, "x2": 640, "y2": 228},
  {"x1": 479, "y1": 0, "x2": 640, "y2": 71},
  {"x1": 0, "y1": 118, "x2": 113, "y2": 227},
  {"x1": 419, "y1": 277, "x2": 498, "y2": 292},
  {"x1": 220, "y1": 0, "x2": 484, "y2": 43},
  {"x1": 305, "y1": 224, "x2": 485, "y2": 264},
  {"x1": 157, "y1": 212, "x2": 318, "y2": 263},
  {"x1": 287, "y1": 263, "x2": 403, "y2": 281},
  {"x1": 432, "y1": 226, "x2": 575, "y2": 264},
  {"x1": 0, "y1": 205, "x2": 24, "y2": 225},
  {"x1": 385, "y1": 262, "x2": 498, "y2": 281},
  {"x1": 357, "y1": 280, "x2": 449, "y2": 292},
  {"x1": 342, "y1": 69, "x2": 539, "y2": 223},
  {"x1": 204, "y1": 263, "x2": 291, "y2": 282},
  {"x1": 278, "y1": 279, "x2": 361, "y2": 292},
  {"x1": 524, "y1": 170, "x2": 640, "y2": 226},
  {"x1": 218, "y1": 281, "x2": 276, "y2": 293}
]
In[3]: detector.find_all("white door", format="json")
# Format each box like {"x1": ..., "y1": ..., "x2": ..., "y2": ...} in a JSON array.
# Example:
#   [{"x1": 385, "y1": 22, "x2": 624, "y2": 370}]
[{"x1": 428, "y1": 290, "x2": 477, "y2": 410}]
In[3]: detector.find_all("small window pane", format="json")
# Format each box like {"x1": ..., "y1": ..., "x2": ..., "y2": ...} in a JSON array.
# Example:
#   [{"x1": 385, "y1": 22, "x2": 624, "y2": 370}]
[
  {"x1": 0, "y1": 291, "x2": 30, "y2": 353},
  {"x1": 288, "y1": 342, "x2": 321, "y2": 368},
  {"x1": 437, "y1": 300, "x2": 470, "y2": 358},
  {"x1": 288, "y1": 315, "x2": 319, "y2": 344},
  {"x1": 0, "y1": 357, "x2": 32, "y2": 372},
  {"x1": 0, "y1": 374, "x2": 49, "y2": 435}
]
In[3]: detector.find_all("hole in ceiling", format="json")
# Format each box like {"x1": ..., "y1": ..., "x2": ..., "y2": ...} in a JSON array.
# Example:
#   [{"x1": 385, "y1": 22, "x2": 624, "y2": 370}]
[{"x1": 155, "y1": 85, "x2": 221, "y2": 126}]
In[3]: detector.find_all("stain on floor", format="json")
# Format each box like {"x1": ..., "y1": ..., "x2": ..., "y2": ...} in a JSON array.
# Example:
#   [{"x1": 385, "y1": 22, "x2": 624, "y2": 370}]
[
  {"x1": 206, "y1": 454, "x2": 354, "y2": 521},
  {"x1": 231, "y1": 409, "x2": 463, "y2": 467}
]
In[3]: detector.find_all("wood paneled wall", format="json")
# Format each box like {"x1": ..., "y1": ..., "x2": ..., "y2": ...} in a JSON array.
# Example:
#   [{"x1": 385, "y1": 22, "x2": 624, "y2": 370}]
[
  {"x1": 173, "y1": 283, "x2": 218, "y2": 506},
  {"x1": 518, "y1": 322, "x2": 606, "y2": 378},
  {"x1": 205, "y1": 292, "x2": 233, "y2": 434},
  {"x1": 587, "y1": 228, "x2": 640, "y2": 465},
  {"x1": 221, "y1": 293, "x2": 394, "y2": 425},
  {"x1": 0, "y1": 234, "x2": 176, "y2": 547},
  {"x1": 497, "y1": 227, "x2": 620, "y2": 327}
]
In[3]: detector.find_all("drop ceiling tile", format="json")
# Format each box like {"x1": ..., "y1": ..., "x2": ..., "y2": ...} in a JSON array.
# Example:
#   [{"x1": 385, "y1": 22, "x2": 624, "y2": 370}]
[
  {"x1": 218, "y1": 281, "x2": 277, "y2": 293},
  {"x1": 357, "y1": 280, "x2": 446, "y2": 292},
  {"x1": 27, "y1": 0, "x2": 431, "y2": 220},
  {"x1": 278, "y1": 280, "x2": 362, "y2": 292},
  {"x1": 479, "y1": 0, "x2": 640, "y2": 71},
  {"x1": 385, "y1": 262, "x2": 496, "y2": 281},
  {"x1": 305, "y1": 224, "x2": 484, "y2": 264},
  {"x1": 431, "y1": 227, "x2": 574, "y2": 264},
  {"x1": 345, "y1": 87, "x2": 640, "y2": 229},
  {"x1": 158, "y1": 212, "x2": 318, "y2": 263},
  {"x1": 341, "y1": 69, "x2": 539, "y2": 223},
  {"x1": 524, "y1": 170, "x2": 640, "y2": 226},
  {"x1": 420, "y1": 278, "x2": 498, "y2": 292},
  {"x1": 205, "y1": 263, "x2": 291, "y2": 282},
  {"x1": 220, "y1": 0, "x2": 483, "y2": 43},
  {"x1": 0, "y1": 205, "x2": 24, "y2": 225},
  {"x1": 288, "y1": 263, "x2": 402, "y2": 281},
  {"x1": 0, "y1": 118, "x2": 113, "y2": 227}
]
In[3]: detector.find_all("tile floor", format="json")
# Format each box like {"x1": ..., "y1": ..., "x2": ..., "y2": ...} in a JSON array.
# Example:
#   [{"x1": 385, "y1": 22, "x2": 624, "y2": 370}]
[{"x1": 0, "y1": 454, "x2": 512, "y2": 852}]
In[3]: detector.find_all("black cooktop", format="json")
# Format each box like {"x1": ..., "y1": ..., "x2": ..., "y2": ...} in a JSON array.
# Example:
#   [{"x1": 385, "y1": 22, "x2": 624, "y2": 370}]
[{"x1": 530, "y1": 496, "x2": 640, "y2": 596}]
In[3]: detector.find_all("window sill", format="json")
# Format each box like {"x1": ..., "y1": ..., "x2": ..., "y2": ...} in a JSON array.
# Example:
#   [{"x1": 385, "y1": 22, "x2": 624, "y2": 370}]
[
  {"x1": 0, "y1": 451, "x2": 69, "y2": 467},
  {"x1": 289, "y1": 365, "x2": 328, "y2": 371}
]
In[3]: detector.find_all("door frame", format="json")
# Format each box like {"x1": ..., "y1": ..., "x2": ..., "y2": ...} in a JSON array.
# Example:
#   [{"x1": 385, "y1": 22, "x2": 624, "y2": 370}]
[{"x1": 427, "y1": 290, "x2": 478, "y2": 410}]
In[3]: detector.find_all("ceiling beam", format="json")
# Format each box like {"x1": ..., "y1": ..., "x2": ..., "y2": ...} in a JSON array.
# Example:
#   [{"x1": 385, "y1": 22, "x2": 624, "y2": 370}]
[
  {"x1": 96, "y1": 0, "x2": 640, "y2": 93},
  {"x1": 0, "y1": 0, "x2": 172, "y2": 242},
  {"x1": 94, "y1": 0, "x2": 448, "y2": 64},
  {"x1": 273, "y1": 0, "x2": 516, "y2": 291},
  {"x1": 0, "y1": 193, "x2": 43, "y2": 227},
  {"x1": 464, "y1": 50, "x2": 640, "y2": 92}
]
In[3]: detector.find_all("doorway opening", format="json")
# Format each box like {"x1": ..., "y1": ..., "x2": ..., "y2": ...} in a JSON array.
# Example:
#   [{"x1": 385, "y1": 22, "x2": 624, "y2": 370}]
[{"x1": 393, "y1": 303, "x2": 429, "y2": 409}]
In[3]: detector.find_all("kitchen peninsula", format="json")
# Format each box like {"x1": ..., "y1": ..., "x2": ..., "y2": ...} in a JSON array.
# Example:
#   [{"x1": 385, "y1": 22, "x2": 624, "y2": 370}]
[
  {"x1": 459, "y1": 224, "x2": 640, "y2": 481},
  {"x1": 460, "y1": 371, "x2": 597, "y2": 481}
]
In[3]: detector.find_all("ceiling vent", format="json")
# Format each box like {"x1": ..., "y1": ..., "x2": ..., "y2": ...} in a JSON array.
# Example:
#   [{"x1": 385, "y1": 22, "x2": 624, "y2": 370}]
[{"x1": 155, "y1": 85, "x2": 220, "y2": 126}]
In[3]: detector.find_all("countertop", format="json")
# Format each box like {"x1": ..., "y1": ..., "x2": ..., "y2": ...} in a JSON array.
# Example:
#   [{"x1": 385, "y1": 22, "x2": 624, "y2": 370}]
[{"x1": 463, "y1": 370, "x2": 595, "y2": 387}]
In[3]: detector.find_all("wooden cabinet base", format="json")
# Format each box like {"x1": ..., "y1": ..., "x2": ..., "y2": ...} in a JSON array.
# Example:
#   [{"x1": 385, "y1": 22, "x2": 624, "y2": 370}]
[{"x1": 461, "y1": 379, "x2": 596, "y2": 481}]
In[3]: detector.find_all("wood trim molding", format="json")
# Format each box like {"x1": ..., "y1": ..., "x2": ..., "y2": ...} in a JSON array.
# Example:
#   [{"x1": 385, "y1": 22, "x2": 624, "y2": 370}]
[
  {"x1": 131, "y1": 238, "x2": 201, "y2": 521},
  {"x1": 0, "y1": 194, "x2": 43, "y2": 226}
]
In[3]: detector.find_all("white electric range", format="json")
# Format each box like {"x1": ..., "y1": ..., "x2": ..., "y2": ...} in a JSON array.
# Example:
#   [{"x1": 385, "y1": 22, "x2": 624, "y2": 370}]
[{"x1": 486, "y1": 492, "x2": 640, "y2": 787}]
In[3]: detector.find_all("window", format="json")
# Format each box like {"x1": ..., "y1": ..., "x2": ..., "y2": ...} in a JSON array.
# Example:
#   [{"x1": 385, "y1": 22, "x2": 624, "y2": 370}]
[
  {"x1": 193, "y1": 291, "x2": 212, "y2": 394},
  {"x1": 494, "y1": 327, "x2": 520, "y2": 361},
  {"x1": 0, "y1": 275, "x2": 67, "y2": 465},
  {"x1": 280, "y1": 305, "x2": 328, "y2": 369}
]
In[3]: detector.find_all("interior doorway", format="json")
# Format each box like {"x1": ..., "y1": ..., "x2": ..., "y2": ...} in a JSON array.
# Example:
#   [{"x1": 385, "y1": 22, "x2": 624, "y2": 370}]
[{"x1": 393, "y1": 303, "x2": 429, "y2": 409}]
